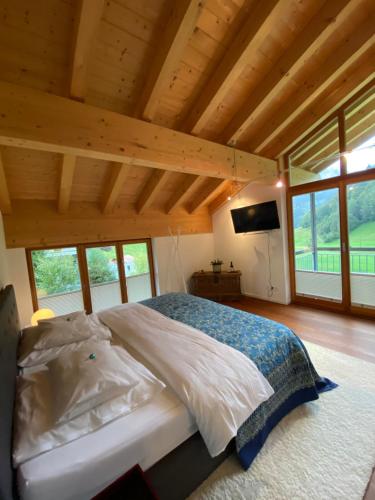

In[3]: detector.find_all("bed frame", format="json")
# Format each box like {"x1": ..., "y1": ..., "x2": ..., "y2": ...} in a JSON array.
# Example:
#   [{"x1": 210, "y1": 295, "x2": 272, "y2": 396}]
[
  {"x1": 0, "y1": 286, "x2": 21, "y2": 500},
  {"x1": 0, "y1": 285, "x2": 231, "y2": 500}
]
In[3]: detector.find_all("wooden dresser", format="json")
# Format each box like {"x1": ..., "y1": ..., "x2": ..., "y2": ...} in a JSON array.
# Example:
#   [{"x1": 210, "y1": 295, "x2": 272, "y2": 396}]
[{"x1": 190, "y1": 271, "x2": 242, "y2": 301}]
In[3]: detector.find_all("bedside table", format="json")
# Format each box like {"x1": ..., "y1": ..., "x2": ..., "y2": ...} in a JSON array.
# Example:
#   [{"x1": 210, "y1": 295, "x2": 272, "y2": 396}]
[{"x1": 190, "y1": 271, "x2": 242, "y2": 301}]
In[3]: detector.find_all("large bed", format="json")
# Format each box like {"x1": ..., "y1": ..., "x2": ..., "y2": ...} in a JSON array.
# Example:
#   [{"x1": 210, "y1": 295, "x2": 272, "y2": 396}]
[{"x1": 0, "y1": 286, "x2": 336, "y2": 500}]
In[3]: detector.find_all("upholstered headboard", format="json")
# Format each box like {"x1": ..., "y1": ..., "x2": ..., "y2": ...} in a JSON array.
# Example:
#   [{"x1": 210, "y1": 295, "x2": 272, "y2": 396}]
[{"x1": 0, "y1": 285, "x2": 20, "y2": 500}]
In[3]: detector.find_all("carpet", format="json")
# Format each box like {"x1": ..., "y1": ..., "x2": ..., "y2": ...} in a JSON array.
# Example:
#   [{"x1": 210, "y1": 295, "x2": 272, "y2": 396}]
[{"x1": 190, "y1": 342, "x2": 375, "y2": 500}]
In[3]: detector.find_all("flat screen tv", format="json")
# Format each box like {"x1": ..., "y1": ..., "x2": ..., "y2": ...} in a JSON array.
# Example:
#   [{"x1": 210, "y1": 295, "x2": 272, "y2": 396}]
[{"x1": 230, "y1": 200, "x2": 280, "y2": 234}]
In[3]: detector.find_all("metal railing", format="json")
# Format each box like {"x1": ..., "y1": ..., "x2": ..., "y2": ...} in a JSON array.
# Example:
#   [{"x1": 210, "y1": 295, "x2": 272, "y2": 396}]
[{"x1": 295, "y1": 247, "x2": 375, "y2": 274}]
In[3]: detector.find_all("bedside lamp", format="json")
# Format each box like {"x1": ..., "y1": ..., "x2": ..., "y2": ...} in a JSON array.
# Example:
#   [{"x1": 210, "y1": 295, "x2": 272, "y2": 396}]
[{"x1": 31, "y1": 308, "x2": 55, "y2": 326}]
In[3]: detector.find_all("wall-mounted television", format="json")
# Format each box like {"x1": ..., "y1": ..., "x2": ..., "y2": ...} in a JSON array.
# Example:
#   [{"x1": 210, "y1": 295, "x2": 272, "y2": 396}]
[{"x1": 230, "y1": 200, "x2": 280, "y2": 234}]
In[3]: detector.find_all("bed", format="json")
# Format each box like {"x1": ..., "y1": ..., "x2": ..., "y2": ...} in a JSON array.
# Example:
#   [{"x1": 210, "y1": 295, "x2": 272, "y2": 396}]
[{"x1": 0, "y1": 286, "x2": 336, "y2": 500}]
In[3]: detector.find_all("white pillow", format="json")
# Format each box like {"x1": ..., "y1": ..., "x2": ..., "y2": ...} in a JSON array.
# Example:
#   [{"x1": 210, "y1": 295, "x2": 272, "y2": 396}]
[
  {"x1": 48, "y1": 341, "x2": 164, "y2": 423},
  {"x1": 13, "y1": 347, "x2": 166, "y2": 465},
  {"x1": 18, "y1": 313, "x2": 112, "y2": 367},
  {"x1": 34, "y1": 314, "x2": 92, "y2": 350}
]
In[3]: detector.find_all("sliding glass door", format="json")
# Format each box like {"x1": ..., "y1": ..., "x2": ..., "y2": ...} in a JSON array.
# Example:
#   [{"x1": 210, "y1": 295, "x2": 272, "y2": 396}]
[
  {"x1": 85, "y1": 245, "x2": 123, "y2": 312},
  {"x1": 287, "y1": 83, "x2": 375, "y2": 317},
  {"x1": 292, "y1": 188, "x2": 343, "y2": 303},
  {"x1": 27, "y1": 239, "x2": 156, "y2": 315},
  {"x1": 347, "y1": 179, "x2": 375, "y2": 309}
]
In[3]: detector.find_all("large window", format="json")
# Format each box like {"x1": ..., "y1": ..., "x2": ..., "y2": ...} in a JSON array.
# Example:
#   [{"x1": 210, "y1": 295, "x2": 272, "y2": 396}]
[
  {"x1": 287, "y1": 83, "x2": 375, "y2": 317},
  {"x1": 27, "y1": 239, "x2": 156, "y2": 315}
]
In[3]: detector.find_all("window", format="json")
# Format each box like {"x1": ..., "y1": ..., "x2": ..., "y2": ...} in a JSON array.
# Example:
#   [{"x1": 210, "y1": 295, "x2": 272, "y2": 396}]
[
  {"x1": 289, "y1": 118, "x2": 341, "y2": 186},
  {"x1": 27, "y1": 239, "x2": 156, "y2": 315},
  {"x1": 344, "y1": 87, "x2": 375, "y2": 175}
]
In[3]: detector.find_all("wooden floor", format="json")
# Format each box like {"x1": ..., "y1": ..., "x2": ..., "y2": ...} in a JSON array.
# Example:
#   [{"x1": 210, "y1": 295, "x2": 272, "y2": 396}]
[
  {"x1": 223, "y1": 297, "x2": 375, "y2": 363},
  {"x1": 223, "y1": 297, "x2": 375, "y2": 500}
]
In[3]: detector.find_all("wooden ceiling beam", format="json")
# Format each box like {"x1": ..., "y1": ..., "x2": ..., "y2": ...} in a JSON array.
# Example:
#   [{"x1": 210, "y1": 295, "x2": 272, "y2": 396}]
[
  {"x1": 222, "y1": 0, "x2": 354, "y2": 145},
  {"x1": 135, "y1": 0, "x2": 203, "y2": 122},
  {"x1": 3, "y1": 200, "x2": 213, "y2": 249},
  {"x1": 101, "y1": 162, "x2": 131, "y2": 214},
  {"x1": 189, "y1": 178, "x2": 228, "y2": 214},
  {"x1": 181, "y1": 0, "x2": 281, "y2": 135},
  {"x1": 58, "y1": 154, "x2": 76, "y2": 213},
  {"x1": 294, "y1": 97, "x2": 375, "y2": 168},
  {"x1": 165, "y1": 174, "x2": 201, "y2": 214},
  {"x1": 248, "y1": 18, "x2": 374, "y2": 154},
  {"x1": 311, "y1": 117, "x2": 375, "y2": 173},
  {"x1": 0, "y1": 81, "x2": 277, "y2": 182},
  {"x1": 0, "y1": 150, "x2": 11, "y2": 214},
  {"x1": 69, "y1": 0, "x2": 105, "y2": 100},
  {"x1": 262, "y1": 59, "x2": 375, "y2": 158},
  {"x1": 136, "y1": 169, "x2": 171, "y2": 214},
  {"x1": 208, "y1": 181, "x2": 247, "y2": 214}
]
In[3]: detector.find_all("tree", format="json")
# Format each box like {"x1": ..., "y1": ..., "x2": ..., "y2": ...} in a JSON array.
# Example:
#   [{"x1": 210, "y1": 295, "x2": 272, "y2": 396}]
[
  {"x1": 36, "y1": 255, "x2": 80, "y2": 295},
  {"x1": 87, "y1": 248, "x2": 117, "y2": 284}
]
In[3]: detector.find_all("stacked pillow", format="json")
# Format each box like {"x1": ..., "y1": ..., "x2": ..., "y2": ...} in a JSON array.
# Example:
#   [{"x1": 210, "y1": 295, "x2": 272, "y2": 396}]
[
  {"x1": 13, "y1": 311, "x2": 166, "y2": 465},
  {"x1": 17, "y1": 311, "x2": 112, "y2": 368}
]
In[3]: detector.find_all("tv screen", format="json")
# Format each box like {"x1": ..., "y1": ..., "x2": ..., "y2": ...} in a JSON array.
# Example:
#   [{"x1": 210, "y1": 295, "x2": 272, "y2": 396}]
[{"x1": 230, "y1": 201, "x2": 280, "y2": 234}]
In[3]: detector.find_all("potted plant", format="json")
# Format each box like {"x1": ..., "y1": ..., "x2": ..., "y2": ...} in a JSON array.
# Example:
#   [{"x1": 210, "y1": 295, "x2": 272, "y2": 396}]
[{"x1": 211, "y1": 259, "x2": 223, "y2": 273}]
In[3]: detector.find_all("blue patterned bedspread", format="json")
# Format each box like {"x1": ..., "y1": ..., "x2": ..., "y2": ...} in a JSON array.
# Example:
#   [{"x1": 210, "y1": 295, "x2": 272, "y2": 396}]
[{"x1": 141, "y1": 293, "x2": 337, "y2": 470}]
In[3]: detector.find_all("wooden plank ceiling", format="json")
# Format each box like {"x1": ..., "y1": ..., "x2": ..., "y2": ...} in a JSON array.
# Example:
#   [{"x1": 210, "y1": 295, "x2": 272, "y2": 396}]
[{"x1": 0, "y1": 0, "x2": 374, "y2": 246}]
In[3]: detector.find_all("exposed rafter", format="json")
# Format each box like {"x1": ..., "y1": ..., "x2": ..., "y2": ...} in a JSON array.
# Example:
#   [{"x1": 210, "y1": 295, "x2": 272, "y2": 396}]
[
  {"x1": 221, "y1": 0, "x2": 354, "y2": 145},
  {"x1": 165, "y1": 174, "x2": 202, "y2": 214},
  {"x1": 135, "y1": 0, "x2": 203, "y2": 122},
  {"x1": 0, "y1": 82, "x2": 277, "y2": 182},
  {"x1": 101, "y1": 162, "x2": 131, "y2": 214},
  {"x1": 181, "y1": 0, "x2": 281, "y2": 135},
  {"x1": 262, "y1": 57, "x2": 375, "y2": 158},
  {"x1": 69, "y1": 0, "x2": 105, "y2": 100},
  {"x1": 136, "y1": 169, "x2": 171, "y2": 214},
  {"x1": 248, "y1": 17, "x2": 374, "y2": 154},
  {"x1": 58, "y1": 154, "x2": 76, "y2": 213},
  {"x1": 208, "y1": 181, "x2": 246, "y2": 214},
  {"x1": 295, "y1": 98, "x2": 375, "y2": 168},
  {"x1": 189, "y1": 178, "x2": 228, "y2": 214},
  {"x1": 0, "y1": 149, "x2": 11, "y2": 214}
]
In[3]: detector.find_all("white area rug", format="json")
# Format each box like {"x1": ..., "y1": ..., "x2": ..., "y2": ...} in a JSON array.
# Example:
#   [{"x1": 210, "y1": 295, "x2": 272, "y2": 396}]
[{"x1": 190, "y1": 342, "x2": 375, "y2": 500}]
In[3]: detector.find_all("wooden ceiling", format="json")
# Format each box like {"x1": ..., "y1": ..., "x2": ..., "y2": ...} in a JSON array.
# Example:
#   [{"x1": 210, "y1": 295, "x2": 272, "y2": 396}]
[{"x1": 0, "y1": 0, "x2": 374, "y2": 246}]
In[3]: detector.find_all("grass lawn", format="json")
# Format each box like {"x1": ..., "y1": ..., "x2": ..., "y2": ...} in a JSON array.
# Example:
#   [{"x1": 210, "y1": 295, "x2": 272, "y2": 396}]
[
  {"x1": 294, "y1": 221, "x2": 375, "y2": 274},
  {"x1": 294, "y1": 221, "x2": 375, "y2": 249}
]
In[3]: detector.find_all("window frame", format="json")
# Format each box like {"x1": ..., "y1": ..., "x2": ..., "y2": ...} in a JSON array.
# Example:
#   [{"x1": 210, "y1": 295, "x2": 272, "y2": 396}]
[
  {"x1": 285, "y1": 82, "x2": 375, "y2": 318},
  {"x1": 26, "y1": 238, "x2": 156, "y2": 314}
]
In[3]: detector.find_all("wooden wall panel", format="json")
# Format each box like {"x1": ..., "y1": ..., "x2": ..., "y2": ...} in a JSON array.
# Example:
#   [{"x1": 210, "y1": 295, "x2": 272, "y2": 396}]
[{"x1": 3, "y1": 200, "x2": 213, "y2": 248}]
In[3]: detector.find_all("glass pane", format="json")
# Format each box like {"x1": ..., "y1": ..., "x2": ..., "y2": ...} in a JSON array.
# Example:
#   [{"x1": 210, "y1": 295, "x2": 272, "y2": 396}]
[
  {"x1": 123, "y1": 242, "x2": 152, "y2": 302},
  {"x1": 344, "y1": 87, "x2": 375, "y2": 175},
  {"x1": 31, "y1": 247, "x2": 84, "y2": 316},
  {"x1": 289, "y1": 118, "x2": 341, "y2": 186},
  {"x1": 86, "y1": 246, "x2": 122, "y2": 312},
  {"x1": 347, "y1": 179, "x2": 375, "y2": 308},
  {"x1": 293, "y1": 189, "x2": 342, "y2": 301}
]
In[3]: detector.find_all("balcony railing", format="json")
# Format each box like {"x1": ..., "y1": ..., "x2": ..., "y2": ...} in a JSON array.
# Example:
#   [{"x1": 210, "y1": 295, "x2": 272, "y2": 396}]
[{"x1": 295, "y1": 247, "x2": 375, "y2": 274}]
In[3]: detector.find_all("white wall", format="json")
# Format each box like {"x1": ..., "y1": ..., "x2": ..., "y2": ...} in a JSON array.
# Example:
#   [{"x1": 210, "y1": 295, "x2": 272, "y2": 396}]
[
  {"x1": 0, "y1": 213, "x2": 9, "y2": 288},
  {"x1": 212, "y1": 183, "x2": 291, "y2": 304},
  {"x1": 153, "y1": 233, "x2": 215, "y2": 294}
]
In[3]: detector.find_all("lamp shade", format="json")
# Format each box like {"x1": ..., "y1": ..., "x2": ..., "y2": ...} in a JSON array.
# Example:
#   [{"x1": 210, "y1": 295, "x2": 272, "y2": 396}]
[{"x1": 31, "y1": 308, "x2": 55, "y2": 326}]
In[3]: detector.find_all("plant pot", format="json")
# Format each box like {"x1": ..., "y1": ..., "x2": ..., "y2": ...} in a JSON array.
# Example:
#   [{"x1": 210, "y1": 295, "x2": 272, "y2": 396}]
[{"x1": 212, "y1": 264, "x2": 222, "y2": 273}]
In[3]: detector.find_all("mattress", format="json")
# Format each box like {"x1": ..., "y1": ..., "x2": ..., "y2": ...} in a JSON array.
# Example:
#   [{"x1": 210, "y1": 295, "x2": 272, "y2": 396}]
[{"x1": 17, "y1": 386, "x2": 197, "y2": 500}]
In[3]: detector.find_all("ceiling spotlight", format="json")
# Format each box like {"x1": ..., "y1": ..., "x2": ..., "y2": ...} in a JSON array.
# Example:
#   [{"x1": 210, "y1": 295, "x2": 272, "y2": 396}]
[
  {"x1": 276, "y1": 179, "x2": 283, "y2": 188},
  {"x1": 227, "y1": 195, "x2": 232, "y2": 201}
]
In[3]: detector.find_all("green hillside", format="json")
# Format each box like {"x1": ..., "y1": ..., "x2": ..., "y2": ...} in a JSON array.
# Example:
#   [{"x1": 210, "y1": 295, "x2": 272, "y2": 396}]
[{"x1": 295, "y1": 221, "x2": 375, "y2": 249}]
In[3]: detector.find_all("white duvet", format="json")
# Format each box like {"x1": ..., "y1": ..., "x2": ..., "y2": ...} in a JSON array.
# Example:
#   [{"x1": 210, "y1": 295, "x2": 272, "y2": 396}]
[{"x1": 99, "y1": 303, "x2": 274, "y2": 456}]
